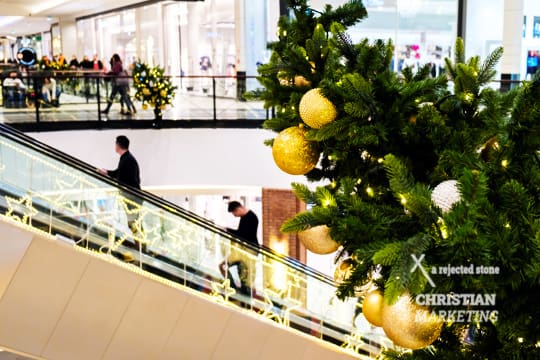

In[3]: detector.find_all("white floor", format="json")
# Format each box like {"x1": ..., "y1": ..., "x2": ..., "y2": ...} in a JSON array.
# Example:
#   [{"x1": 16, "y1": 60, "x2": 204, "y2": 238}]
[{"x1": 0, "y1": 91, "x2": 267, "y2": 123}]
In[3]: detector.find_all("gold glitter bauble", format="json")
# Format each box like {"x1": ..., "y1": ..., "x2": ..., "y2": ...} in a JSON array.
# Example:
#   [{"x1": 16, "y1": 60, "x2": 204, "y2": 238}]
[
  {"x1": 334, "y1": 257, "x2": 355, "y2": 285},
  {"x1": 381, "y1": 294, "x2": 443, "y2": 350},
  {"x1": 298, "y1": 225, "x2": 339, "y2": 254},
  {"x1": 299, "y1": 88, "x2": 338, "y2": 129},
  {"x1": 272, "y1": 126, "x2": 319, "y2": 175},
  {"x1": 362, "y1": 290, "x2": 384, "y2": 327},
  {"x1": 294, "y1": 75, "x2": 311, "y2": 87}
]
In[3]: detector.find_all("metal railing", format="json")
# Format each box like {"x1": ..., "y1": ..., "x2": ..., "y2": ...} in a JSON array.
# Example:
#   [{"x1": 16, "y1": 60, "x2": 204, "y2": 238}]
[
  {"x1": 0, "y1": 71, "x2": 269, "y2": 131},
  {"x1": 0, "y1": 69, "x2": 523, "y2": 132}
]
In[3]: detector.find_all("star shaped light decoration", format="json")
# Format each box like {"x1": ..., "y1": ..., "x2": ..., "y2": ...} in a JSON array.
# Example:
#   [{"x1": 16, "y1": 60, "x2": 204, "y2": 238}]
[
  {"x1": 342, "y1": 330, "x2": 366, "y2": 354},
  {"x1": 5, "y1": 195, "x2": 38, "y2": 225},
  {"x1": 258, "y1": 288, "x2": 283, "y2": 324},
  {"x1": 280, "y1": 283, "x2": 302, "y2": 327},
  {"x1": 210, "y1": 278, "x2": 236, "y2": 303},
  {"x1": 262, "y1": 282, "x2": 302, "y2": 327},
  {"x1": 160, "y1": 225, "x2": 191, "y2": 259},
  {"x1": 45, "y1": 177, "x2": 90, "y2": 215}
]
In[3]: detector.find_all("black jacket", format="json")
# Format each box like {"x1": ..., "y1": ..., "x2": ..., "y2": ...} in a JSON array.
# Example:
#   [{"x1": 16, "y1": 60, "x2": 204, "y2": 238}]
[
  {"x1": 107, "y1": 151, "x2": 141, "y2": 189},
  {"x1": 228, "y1": 210, "x2": 259, "y2": 246}
]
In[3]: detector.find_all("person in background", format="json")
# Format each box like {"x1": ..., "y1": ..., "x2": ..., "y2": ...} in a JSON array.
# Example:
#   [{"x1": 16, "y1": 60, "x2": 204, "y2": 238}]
[
  {"x1": 226, "y1": 201, "x2": 259, "y2": 246},
  {"x1": 219, "y1": 201, "x2": 259, "y2": 298},
  {"x1": 101, "y1": 54, "x2": 136, "y2": 115},
  {"x1": 57, "y1": 53, "x2": 66, "y2": 67},
  {"x1": 92, "y1": 54, "x2": 104, "y2": 71},
  {"x1": 3, "y1": 71, "x2": 26, "y2": 108},
  {"x1": 69, "y1": 55, "x2": 79, "y2": 69},
  {"x1": 79, "y1": 55, "x2": 94, "y2": 101},
  {"x1": 41, "y1": 76, "x2": 59, "y2": 107},
  {"x1": 97, "y1": 136, "x2": 146, "y2": 257},
  {"x1": 80, "y1": 55, "x2": 93, "y2": 70},
  {"x1": 39, "y1": 55, "x2": 51, "y2": 70}
]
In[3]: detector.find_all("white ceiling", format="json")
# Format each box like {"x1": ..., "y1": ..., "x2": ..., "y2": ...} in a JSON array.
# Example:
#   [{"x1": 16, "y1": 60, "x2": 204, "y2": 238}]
[{"x1": 0, "y1": 0, "x2": 147, "y2": 36}]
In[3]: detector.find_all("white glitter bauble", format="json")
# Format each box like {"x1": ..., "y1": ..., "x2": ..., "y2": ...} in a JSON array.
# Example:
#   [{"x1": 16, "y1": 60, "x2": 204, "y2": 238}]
[{"x1": 432, "y1": 180, "x2": 461, "y2": 213}]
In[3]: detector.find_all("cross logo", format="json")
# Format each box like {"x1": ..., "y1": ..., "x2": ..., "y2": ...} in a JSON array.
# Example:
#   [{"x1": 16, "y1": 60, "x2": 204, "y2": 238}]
[{"x1": 411, "y1": 253, "x2": 436, "y2": 288}]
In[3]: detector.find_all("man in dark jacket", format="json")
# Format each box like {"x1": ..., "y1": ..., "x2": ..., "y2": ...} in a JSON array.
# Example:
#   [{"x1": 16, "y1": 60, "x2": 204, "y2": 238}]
[
  {"x1": 226, "y1": 201, "x2": 259, "y2": 246},
  {"x1": 98, "y1": 135, "x2": 144, "y2": 258},
  {"x1": 219, "y1": 201, "x2": 259, "y2": 299},
  {"x1": 98, "y1": 135, "x2": 140, "y2": 189}
]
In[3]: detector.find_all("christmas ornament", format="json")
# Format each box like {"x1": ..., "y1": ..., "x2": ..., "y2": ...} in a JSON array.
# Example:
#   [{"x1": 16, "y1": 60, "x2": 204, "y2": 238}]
[
  {"x1": 334, "y1": 257, "x2": 355, "y2": 285},
  {"x1": 479, "y1": 136, "x2": 500, "y2": 162},
  {"x1": 298, "y1": 225, "x2": 339, "y2": 254},
  {"x1": 432, "y1": 180, "x2": 461, "y2": 213},
  {"x1": 272, "y1": 126, "x2": 319, "y2": 175},
  {"x1": 362, "y1": 290, "x2": 384, "y2": 327},
  {"x1": 277, "y1": 71, "x2": 291, "y2": 86},
  {"x1": 294, "y1": 75, "x2": 311, "y2": 87},
  {"x1": 381, "y1": 294, "x2": 443, "y2": 350},
  {"x1": 309, "y1": 61, "x2": 316, "y2": 74},
  {"x1": 299, "y1": 88, "x2": 338, "y2": 129}
]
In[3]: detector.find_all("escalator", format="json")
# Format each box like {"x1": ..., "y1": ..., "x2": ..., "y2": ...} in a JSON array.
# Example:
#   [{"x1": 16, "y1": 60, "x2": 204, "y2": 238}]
[{"x1": 0, "y1": 124, "x2": 389, "y2": 360}]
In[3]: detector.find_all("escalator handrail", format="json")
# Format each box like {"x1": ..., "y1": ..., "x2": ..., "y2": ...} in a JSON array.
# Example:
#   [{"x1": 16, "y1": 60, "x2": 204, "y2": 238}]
[{"x1": 0, "y1": 123, "x2": 335, "y2": 286}]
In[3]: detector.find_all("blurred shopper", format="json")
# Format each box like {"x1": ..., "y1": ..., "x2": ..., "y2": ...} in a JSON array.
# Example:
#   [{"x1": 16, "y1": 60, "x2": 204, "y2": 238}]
[
  {"x1": 80, "y1": 55, "x2": 92, "y2": 70},
  {"x1": 69, "y1": 55, "x2": 79, "y2": 69},
  {"x1": 41, "y1": 76, "x2": 60, "y2": 107},
  {"x1": 57, "y1": 53, "x2": 66, "y2": 67},
  {"x1": 92, "y1": 54, "x2": 104, "y2": 71},
  {"x1": 39, "y1": 55, "x2": 51, "y2": 70},
  {"x1": 101, "y1": 54, "x2": 136, "y2": 115},
  {"x1": 3, "y1": 71, "x2": 27, "y2": 108},
  {"x1": 79, "y1": 55, "x2": 95, "y2": 101}
]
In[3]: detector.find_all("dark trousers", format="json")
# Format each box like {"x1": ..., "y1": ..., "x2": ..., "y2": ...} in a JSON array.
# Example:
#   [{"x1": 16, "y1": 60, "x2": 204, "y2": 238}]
[{"x1": 105, "y1": 84, "x2": 135, "y2": 113}]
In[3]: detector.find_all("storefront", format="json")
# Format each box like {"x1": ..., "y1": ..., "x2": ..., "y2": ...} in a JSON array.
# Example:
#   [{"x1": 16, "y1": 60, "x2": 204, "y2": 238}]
[
  {"x1": 76, "y1": 0, "x2": 273, "y2": 77},
  {"x1": 307, "y1": 0, "x2": 459, "y2": 74}
]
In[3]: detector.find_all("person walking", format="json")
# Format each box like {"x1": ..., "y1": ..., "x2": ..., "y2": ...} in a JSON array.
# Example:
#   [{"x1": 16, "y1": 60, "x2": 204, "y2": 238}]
[
  {"x1": 97, "y1": 135, "x2": 145, "y2": 258},
  {"x1": 101, "y1": 54, "x2": 136, "y2": 116}
]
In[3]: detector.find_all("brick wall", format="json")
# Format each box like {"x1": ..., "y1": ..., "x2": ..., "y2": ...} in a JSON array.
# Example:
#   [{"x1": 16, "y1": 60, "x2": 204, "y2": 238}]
[{"x1": 262, "y1": 188, "x2": 306, "y2": 264}]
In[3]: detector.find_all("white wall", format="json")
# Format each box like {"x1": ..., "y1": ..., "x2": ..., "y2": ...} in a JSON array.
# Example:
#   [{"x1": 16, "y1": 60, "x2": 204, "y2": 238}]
[{"x1": 32, "y1": 128, "x2": 299, "y2": 189}]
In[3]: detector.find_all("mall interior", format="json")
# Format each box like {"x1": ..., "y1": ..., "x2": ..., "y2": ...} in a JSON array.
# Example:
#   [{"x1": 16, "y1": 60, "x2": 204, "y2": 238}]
[{"x1": 0, "y1": 0, "x2": 538, "y2": 359}]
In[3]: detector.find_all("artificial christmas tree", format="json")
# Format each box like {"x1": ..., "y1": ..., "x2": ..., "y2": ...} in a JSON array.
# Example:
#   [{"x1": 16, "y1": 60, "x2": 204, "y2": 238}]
[{"x1": 258, "y1": 0, "x2": 540, "y2": 358}]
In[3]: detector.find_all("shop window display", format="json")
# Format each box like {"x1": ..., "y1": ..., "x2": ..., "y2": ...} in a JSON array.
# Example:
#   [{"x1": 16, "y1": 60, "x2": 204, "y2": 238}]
[{"x1": 307, "y1": 0, "x2": 458, "y2": 74}]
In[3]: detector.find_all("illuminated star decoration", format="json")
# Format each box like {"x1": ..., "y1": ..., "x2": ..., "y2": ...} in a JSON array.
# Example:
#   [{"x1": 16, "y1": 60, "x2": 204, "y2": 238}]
[
  {"x1": 259, "y1": 289, "x2": 283, "y2": 323},
  {"x1": 263, "y1": 282, "x2": 302, "y2": 327},
  {"x1": 280, "y1": 283, "x2": 302, "y2": 326},
  {"x1": 342, "y1": 330, "x2": 366, "y2": 353},
  {"x1": 210, "y1": 278, "x2": 236, "y2": 303},
  {"x1": 5, "y1": 195, "x2": 38, "y2": 225}
]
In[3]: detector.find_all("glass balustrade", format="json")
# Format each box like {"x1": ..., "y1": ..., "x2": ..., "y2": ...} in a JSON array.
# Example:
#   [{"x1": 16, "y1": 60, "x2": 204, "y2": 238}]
[
  {"x1": 0, "y1": 125, "x2": 391, "y2": 357},
  {"x1": 0, "y1": 72, "x2": 268, "y2": 127}
]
